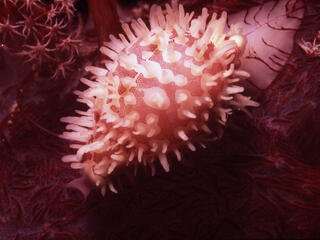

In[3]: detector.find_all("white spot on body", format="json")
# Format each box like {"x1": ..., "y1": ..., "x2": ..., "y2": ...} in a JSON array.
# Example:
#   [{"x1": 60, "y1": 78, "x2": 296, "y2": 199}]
[{"x1": 143, "y1": 87, "x2": 170, "y2": 110}]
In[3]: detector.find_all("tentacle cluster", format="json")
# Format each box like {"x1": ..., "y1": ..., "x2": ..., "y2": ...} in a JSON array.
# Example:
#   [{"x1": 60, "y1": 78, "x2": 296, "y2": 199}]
[{"x1": 60, "y1": 0, "x2": 259, "y2": 195}]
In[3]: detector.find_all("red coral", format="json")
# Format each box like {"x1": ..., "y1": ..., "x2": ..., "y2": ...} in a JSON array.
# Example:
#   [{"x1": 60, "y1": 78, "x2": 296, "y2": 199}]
[
  {"x1": 1, "y1": 0, "x2": 82, "y2": 80},
  {"x1": 56, "y1": 32, "x2": 81, "y2": 56},
  {"x1": 16, "y1": 11, "x2": 42, "y2": 37},
  {"x1": 19, "y1": 37, "x2": 53, "y2": 66},
  {"x1": 55, "y1": 0, "x2": 76, "y2": 20},
  {"x1": 51, "y1": 56, "x2": 75, "y2": 79},
  {"x1": 42, "y1": 18, "x2": 68, "y2": 40},
  {"x1": 0, "y1": 16, "x2": 21, "y2": 44}
]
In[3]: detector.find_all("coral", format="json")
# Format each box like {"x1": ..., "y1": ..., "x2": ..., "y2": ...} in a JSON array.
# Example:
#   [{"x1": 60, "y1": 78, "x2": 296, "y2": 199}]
[
  {"x1": 298, "y1": 33, "x2": 320, "y2": 57},
  {"x1": 60, "y1": 0, "x2": 259, "y2": 195},
  {"x1": 0, "y1": 0, "x2": 81, "y2": 79}
]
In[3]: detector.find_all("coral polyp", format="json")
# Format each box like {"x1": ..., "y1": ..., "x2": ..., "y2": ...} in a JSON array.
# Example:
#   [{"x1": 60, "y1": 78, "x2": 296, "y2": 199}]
[
  {"x1": 0, "y1": 0, "x2": 80, "y2": 79},
  {"x1": 60, "y1": 0, "x2": 259, "y2": 195}
]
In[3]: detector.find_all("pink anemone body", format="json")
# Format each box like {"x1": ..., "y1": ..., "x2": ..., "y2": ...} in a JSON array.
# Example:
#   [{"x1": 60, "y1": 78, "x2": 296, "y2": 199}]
[{"x1": 60, "y1": 0, "x2": 259, "y2": 196}]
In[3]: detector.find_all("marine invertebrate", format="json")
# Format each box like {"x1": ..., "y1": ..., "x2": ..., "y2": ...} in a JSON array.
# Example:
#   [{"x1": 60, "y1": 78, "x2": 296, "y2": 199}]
[
  {"x1": 0, "y1": 0, "x2": 81, "y2": 79},
  {"x1": 2, "y1": 0, "x2": 320, "y2": 239},
  {"x1": 228, "y1": 0, "x2": 305, "y2": 89},
  {"x1": 60, "y1": 0, "x2": 259, "y2": 196},
  {"x1": 298, "y1": 32, "x2": 320, "y2": 57}
]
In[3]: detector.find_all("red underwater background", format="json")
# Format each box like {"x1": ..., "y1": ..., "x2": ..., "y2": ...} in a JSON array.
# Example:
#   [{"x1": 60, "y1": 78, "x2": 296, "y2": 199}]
[{"x1": 1, "y1": 0, "x2": 320, "y2": 239}]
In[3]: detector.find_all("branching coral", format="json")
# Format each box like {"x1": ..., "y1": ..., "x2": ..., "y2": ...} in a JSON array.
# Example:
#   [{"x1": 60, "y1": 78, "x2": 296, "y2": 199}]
[{"x1": 0, "y1": 0, "x2": 81, "y2": 79}]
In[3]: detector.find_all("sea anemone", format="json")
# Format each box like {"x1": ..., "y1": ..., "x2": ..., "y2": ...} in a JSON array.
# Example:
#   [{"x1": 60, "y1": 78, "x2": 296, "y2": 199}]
[{"x1": 60, "y1": 0, "x2": 260, "y2": 196}]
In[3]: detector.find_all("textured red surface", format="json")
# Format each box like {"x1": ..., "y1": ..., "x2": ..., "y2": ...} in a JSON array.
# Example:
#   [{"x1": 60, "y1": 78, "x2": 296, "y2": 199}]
[{"x1": 1, "y1": 0, "x2": 320, "y2": 239}]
